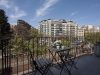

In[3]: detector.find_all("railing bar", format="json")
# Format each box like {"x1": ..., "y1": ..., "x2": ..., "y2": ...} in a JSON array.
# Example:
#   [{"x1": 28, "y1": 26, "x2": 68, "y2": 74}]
[
  {"x1": 6, "y1": 40, "x2": 9, "y2": 74},
  {"x1": 4, "y1": 40, "x2": 6, "y2": 74},
  {"x1": 44, "y1": 37, "x2": 46, "y2": 57},
  {"x1": 9, "y1": 40, "x2": 12, "y2": 75},
  {"x1": 32, "y1": 37, "x2": 35, "y2": 70},
  {"x1": 32, "y1": 38, "x2": 35, "y2": 59},
  {"x1": 22, "y1": 38, "x2": 24, "y2": 75},
  {"x1": 48, "y1": 37, "x2": 50, "y2": 60},
  {"x1": 40, "y1": 37, "x2": 42, "y2": 56},
  {"x1": 1, "y1": 40, "x2": 4, "y2": 75},
  {"x1": 27, "y1": 40, "x2": 30, "y2": 74},
  {"x1": 4, "y1": 41, "x2": 6, "y2": 74},
  {"x1": 37, "y1": 37, "x2": 38, "y2": 59},
  {"x1": 16, "y1": 37, "x2": 18, "y2": 75}
]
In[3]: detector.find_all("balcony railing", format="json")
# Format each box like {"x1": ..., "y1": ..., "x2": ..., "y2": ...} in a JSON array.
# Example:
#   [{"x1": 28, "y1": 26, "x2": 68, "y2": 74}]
[{"x1": 0, "y1": 37, "x2": 95, "y2": 75}]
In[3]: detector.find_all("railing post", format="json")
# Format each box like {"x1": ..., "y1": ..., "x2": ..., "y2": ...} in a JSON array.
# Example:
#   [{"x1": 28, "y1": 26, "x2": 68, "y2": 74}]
[{"x1": 0, "y1": 38, "x2": 12, "y2": 75}]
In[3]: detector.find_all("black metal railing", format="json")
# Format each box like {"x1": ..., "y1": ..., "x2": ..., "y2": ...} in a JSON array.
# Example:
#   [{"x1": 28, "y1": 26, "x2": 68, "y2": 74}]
[
  {"x1": 5, "y1": 37, "x2": 93, "y2": 75},
  {"x1": 1, "y1": 34, "x2": 98, "y2": 75},
  {"x1": 0, "y1": 38, "x2": 12, "y2": 75}
]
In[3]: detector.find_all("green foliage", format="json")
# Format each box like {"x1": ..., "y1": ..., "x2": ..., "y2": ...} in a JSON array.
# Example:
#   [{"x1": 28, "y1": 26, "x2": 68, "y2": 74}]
[
  {"x1": 11, "y1": 36, "x2": 26, "y2": 54},
  {"x1": 16, "y1": 20, "x2": 32, "y2": 40},
  {"x1": 0, "y1": 9, "x2": 12, "y2": 49},
  {"x1": 10, "y1": 19, "x2": 45, "y2": 56},
  {"x1": 31, "y1": 27, "x2": 43, "y2": 37},
  {"x1": 0, "y1": 9, "x2": 11, "y2": 37},
  {"x1": 85, "y1": 32, "x2": 100, "y2": 44},
  {"x1": 60, "y1": 37, "x2": 71, "y2": 46}
]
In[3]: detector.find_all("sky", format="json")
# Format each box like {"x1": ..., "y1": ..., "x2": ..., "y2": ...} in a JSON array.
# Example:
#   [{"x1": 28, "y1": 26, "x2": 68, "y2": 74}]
[{"x1": 0, "y1": 0, "x2": 100, "y2": 27}]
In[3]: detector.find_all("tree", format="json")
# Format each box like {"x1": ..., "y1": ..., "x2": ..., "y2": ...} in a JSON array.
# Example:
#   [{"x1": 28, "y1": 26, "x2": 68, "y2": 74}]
[
  {"x1": 15, "y1": 20, "x2": 31, "y2": 40},
  {"x1": 31, "y1": 27, "x2": 43, "y2": 37},
  {"x1": 85, "y1": 32, "x2": 100, "y2": 44},
  {"x1": 0, "y1": 9, "x2": 12, "y2": 48},
  {"x1": 0, "y1": 9, "x2": 12, "y2": 75},
  {"x1": 11, "y1": 20, "x2": 44, "y2": 55},
  {"x1": 0, "y1": 9, "x2": 11, "y2": 38}
]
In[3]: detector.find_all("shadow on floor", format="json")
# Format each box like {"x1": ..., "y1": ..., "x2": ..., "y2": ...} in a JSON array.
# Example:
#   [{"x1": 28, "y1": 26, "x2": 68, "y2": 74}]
[{"x1": 24, "y1": 54, "x2": 100, "y2": 75}]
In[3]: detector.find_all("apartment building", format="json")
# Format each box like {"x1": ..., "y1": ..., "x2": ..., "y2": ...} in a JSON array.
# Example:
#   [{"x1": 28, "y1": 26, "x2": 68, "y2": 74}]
[
  {"x1": 39, "y1": 19, "x2": 84, "y2": 41},
  {"x1": 83, "y1": 25, "x2": 100, "y2": 33},
  {"x1": 39, "y1": 19, "x2": 63, "y2": 36},
  {"x1": 77, "y1": 27, "x2": 84, "y2": 41}
]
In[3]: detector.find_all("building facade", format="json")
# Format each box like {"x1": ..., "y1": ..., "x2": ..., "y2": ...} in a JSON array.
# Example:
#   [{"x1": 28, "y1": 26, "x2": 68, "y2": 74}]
[
  {"x1": 83, "y1": 25, "x2": 100, "y2": 33},
  {"x1": 39, "y1": 19, "x2": 84, "y2": 41}
]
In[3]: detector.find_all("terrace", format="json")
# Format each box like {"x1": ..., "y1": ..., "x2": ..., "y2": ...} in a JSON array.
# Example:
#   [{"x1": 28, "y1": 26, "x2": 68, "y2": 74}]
[
  {"x1": 0, "y1": 37, "x2": 100, "y2": 75},
  {"x1": 25, "y1": 55, "x2": 100, "y2": 75}
]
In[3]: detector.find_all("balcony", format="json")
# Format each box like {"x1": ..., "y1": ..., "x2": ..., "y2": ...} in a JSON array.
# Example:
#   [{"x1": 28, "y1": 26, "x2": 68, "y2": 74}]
[
  {"x1": 0, "y1": 37, "x2": 100, "y2": 75},
  {"x1": 25, "y1": 55, "x2": 100, "y2": 75}
]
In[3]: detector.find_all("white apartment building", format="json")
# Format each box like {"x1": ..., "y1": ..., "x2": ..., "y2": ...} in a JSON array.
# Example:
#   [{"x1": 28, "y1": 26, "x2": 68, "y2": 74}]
[
  {"x1": 39, "y1": 19, "x2": 84, "y2": 41},
  {"x1": 77, "y1": 27, "x2": 84, "y2": 41},
  {"x1": 83, "y1": 25, "x2": 100, "y2": 33},
  {"x1": 39, "y1": 19, "x2": 64, "y2": 36}
]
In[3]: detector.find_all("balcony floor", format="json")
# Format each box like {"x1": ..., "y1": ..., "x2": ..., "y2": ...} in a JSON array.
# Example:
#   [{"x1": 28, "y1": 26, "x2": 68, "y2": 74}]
[{"x1": 25, "y1": 54, "x2": 100, "y2": 75}]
